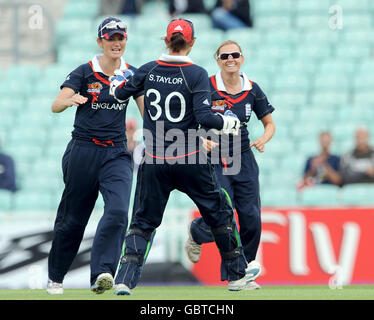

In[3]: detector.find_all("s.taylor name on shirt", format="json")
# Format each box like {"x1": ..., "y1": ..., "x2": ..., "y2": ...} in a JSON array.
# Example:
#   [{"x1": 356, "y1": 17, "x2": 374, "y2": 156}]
[{"x1": 149, "y1": 74, "x2": 183, "y2": 84}]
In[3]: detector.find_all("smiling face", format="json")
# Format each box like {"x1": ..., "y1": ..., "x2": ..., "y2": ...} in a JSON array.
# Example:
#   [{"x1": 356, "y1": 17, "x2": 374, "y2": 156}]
[
  {"x1": 216, "y1": 43, "x2": 244, "y2": 75},
  {"x1": 97, "y1": 33, "x2": 126, "y2": 59}
]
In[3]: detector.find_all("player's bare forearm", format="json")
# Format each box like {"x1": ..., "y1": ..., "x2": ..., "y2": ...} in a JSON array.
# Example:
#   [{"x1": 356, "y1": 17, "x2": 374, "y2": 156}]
[
  {"x1": 51, "y1": 87, "x2": 87, "y2": 113},
  {"x1": 51, "y1": 97, "x2": 83, "y2": 113},
  {"x1": 135, "y1": 95, "x2": 144, "y2": 118},
  {"x1": 250, "y1": 114, "x2": 276, "y2": 152},
  {"x1": 51, "y1": 99, "x2": 71, "y2": 113},
  {"x1": 261, "y1": 122, "x2": 276, "y2": 143}
]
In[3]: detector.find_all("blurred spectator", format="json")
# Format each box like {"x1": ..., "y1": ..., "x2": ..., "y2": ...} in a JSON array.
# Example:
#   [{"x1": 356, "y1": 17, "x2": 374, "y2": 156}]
[
  {"x1": 298, "y1": 131, "x2": 341, "y2": 190},
  {"x1": 120, "y1": 0, "x2": 144, "y2": 15},
  {"x1": 100, "y1": 0, "x2": 144, "y2": 16},
  {"x1": 0, "y1": 138, "x2": 17, "y2": 192},
  {"x1": 339, "y1": 127, "x2": 374, "y2": 185},
  {"x1": 211, "y1": 0, "x2": 253, "y2": 31},
  {"x1": 100, "y1": 0, "x2": 125, "y2": 15},
  {"x1": 169, "y1": 0, "x2": 207, "y2": 17}
]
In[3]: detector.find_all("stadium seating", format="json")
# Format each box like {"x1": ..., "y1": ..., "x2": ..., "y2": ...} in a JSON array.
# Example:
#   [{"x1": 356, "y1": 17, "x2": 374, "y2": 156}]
[
  {"x1": 0, "y1": 190, "x2": 14, "y2": 211},
  {"x1": 12, "y1": 189, "x2": 54, "y2": 211},
  {"x1": 340, "y1": 184, "x2": 374, "y2": 206},
  {"x1": 300, "y1": 185, "x2": 342, "y2": 206},
  {"x1": 261, "y1": 188, "x2": 299, "y2": 207},
  {"x1": 1, "y1": 0, "x2": 374, "y2": 215}
]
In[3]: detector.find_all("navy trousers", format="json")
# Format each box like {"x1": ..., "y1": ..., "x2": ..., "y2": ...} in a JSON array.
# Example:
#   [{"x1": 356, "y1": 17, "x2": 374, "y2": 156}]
[
  {"x1": 48, "y1": 138, "x2": 133, "y2": 285},
  {"x1": 115, "y1": 154, "x2": 247, "y2": 288},
  {"x1": 191, "y1": 149, "x2": 261, "y2": 263}
]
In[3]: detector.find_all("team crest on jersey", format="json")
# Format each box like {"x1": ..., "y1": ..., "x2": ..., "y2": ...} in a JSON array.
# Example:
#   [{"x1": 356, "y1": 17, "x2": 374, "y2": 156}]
[
  {"x1": 211, "y1": 99, "x2": 226, "y2": 112},
  {"x1": 87, "y1": 82, "x2": 102, "y2": 94}
]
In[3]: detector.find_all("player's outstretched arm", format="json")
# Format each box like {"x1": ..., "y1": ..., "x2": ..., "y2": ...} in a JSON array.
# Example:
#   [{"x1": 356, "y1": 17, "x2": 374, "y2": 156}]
[
  {"x1": 111, "y1": 66, "x2": 146, "y2": 103},
  {"x1": 51, "y1": 87, "x2": 88, "y2": 113},
  {"x1": 109, "y1": 69, "x2": 134, "y2": 101},
  {"x1": 193, "y1": 95, "x2": 240, "y2": 135},
  {"x1": 191, "y1": 68, "x2": 240, "y2": 135}
]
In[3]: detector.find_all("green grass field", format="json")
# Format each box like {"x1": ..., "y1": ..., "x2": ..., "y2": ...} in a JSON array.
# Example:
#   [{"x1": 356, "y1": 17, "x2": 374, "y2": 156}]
[{"x1": 0, "y1": 285, "x2": 373, "y2": 300}]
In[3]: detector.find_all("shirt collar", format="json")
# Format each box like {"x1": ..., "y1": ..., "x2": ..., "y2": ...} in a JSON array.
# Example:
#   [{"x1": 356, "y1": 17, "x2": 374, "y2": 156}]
[
  {"x1": 158, "y1": 53, "x2": 193, "y2": 63},
  {"x1": 215, "y1": 70, "x2": 252, "y2": 92},
  {"x1": 91, "y1": 54, "x2": 127, "y2": 73}
]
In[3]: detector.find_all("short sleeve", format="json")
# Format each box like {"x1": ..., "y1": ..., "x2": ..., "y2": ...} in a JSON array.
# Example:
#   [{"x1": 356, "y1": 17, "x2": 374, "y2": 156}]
[
  {"x1": 252, "y1": 82, "x2": 275, "y2": 120},
  {"x1": 191, "y1": 68, "x2": 223, "y2": 130},
  {"x1": 60, "y1": 64, "x2": 85, "y2": 93},
  {"x1": 127, "y1": 64, "x2": 144, "y2": 99},
  {"x1": 190, "y1": 67, "x2": 210, "y2": 93}
]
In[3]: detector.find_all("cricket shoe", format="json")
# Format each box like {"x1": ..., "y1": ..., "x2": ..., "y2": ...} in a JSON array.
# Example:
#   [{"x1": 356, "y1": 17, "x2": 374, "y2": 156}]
[
  {"x1": 228, "y1": 261, "x2": 262, "y2": 291},
  {"x1": 46, "y1": 279, "x2": 63, "y2": 295},
  {"x1": 228, "y1": 275, "x2": 250, "y2": 291},
  {"x1": 245, "y1": 260, "x2": 262, "y2": 282},
  {"x1": 115, "y1": 283, "x2": 131, "y2": 296},
  {"x1": 228, "y1": 276, "x2": 261, "y2": 291},
  {"x1": 184, "y1": 222, "x2": 201, "y2": 263},
  {"x1": 245, "y1": 281, "x2": 261, "y2": 290},
  {"x1": 91, "y1": 273, "x2": 113, "y2": 294}
]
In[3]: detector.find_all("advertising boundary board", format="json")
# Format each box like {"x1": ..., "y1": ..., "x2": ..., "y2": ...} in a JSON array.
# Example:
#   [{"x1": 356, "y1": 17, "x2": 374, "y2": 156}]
[{"x1": 191, "y1": 207, "x2": 374, "y2": 286}]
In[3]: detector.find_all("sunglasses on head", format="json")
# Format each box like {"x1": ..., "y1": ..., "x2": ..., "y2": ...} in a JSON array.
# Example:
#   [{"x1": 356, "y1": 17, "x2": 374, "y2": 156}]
[
  {"x1": 218, "y1": 52, "x2": 242, "y2": 60},
  {"x1": 100, "y1": 20, "x2": 127, "y2": 32}
]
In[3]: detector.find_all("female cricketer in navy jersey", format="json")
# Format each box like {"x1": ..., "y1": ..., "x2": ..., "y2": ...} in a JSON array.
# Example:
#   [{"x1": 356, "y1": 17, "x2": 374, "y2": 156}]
[
  {"x1": 109, "y1": 19, "x2": 253, "y2": 295},
  {"x1": 46, "y1": 17, "x2": 144, "y2": 295},
  {"x1": 185, "y1": 40, "x2": 276, "y2": 289}
]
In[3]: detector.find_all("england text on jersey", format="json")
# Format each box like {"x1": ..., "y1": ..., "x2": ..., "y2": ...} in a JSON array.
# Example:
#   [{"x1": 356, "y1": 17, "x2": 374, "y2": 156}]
[{"x1": 91, "y1": 102, "x2": 128, "y2": 110}]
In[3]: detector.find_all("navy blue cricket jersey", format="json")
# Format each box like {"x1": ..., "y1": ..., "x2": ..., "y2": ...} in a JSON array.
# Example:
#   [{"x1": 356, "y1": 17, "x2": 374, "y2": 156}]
[
  {"x1": 209, "y1": 70, "x2": 275, "y2": 156},
  {"x1": 114, "y1": 54, "x2": 224, "y2": 157},
  {"x1": 60, "y1": 55, "x2": 143, "y2": 143}
]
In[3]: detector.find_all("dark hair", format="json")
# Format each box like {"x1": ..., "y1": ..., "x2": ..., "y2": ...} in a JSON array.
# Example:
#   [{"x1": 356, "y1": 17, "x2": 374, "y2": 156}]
[{"x1": 166, "y1": 33, "x2": 189, "y2": 53}]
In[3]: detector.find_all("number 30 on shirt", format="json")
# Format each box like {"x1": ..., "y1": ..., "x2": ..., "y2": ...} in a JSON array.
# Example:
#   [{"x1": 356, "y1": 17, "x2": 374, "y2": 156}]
[{"x1": 146, "y1": 88, "x2": 186, "y2": 123}]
